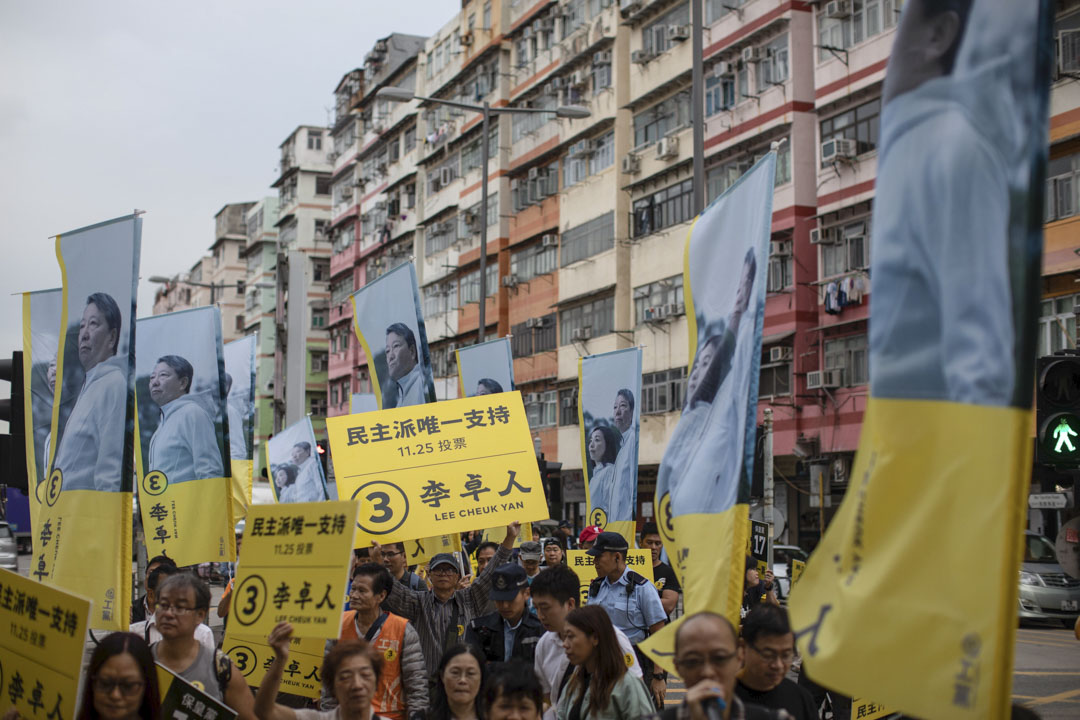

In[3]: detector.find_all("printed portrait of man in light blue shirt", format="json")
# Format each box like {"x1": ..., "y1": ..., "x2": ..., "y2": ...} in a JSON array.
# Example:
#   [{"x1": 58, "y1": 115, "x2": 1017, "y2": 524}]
[
  {"x1": 147, "y1": 354, "x2": 224, "y2": 483},
  {"x1": 382, "y1": 322, "x2": 426, "y2": 408}
]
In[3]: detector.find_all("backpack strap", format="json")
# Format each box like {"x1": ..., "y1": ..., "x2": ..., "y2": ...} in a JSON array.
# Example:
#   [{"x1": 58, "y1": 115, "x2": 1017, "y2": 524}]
[{"x1": 213, "y1": 649, "x2": 233, "y2": 700}]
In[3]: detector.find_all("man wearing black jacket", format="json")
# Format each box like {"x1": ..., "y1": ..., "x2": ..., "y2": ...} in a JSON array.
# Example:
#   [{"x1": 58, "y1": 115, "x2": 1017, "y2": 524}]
[{"x1": 465, "y1": 564, "x2": 544, "y2": 664}]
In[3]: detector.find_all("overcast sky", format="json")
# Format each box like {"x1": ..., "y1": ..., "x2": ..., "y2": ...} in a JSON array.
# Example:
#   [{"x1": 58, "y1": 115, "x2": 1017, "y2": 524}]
[{"x1": 0, "y1": 1, "x2": 452, "y2": 421}]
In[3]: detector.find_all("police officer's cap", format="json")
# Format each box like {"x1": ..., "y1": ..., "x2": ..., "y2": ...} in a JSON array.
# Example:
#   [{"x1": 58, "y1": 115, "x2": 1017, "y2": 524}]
[
  {"x1": 490, "y1": 564, "x2": 529, "y2": 601},
  {"x1": 586, "y1": 531, "x2": 629, "y2": 556}
]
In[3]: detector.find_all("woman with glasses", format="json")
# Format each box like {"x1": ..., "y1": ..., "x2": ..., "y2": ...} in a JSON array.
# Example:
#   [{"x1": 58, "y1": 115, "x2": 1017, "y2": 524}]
[
  {"x1": 426, "y1": 645, "x2": 486, "y2": 720},
  {"x1": 150, "y1": 574, "x2": 256, "y2": 718},
  {"x1": 79, "y1": 631, "x2": 161, "y2": 720},
  {"x1": 557, "y1": 606, "x2": 654, "y2": 720},
  {"x1": 256, "y1": 621, "x2": 387, "y2": 720}
]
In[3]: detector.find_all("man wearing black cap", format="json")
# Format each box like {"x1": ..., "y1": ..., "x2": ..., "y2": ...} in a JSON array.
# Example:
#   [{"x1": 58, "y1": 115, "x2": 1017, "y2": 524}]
[
  {"x1": 464, "y1": 564, "x2": 544, "y2": 664},
  {"x1": 373, "y1": 522, "x2": 520, "y2": 680},
  {"x1": 587, "y1": 531, "x2": 669, "y2": 707},
  {"x1": 554, "y1": 520, "x2": 576, "y2": 551}
]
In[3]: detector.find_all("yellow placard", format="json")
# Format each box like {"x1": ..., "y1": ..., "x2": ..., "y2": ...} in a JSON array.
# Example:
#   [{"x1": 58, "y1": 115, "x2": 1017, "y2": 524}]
[
  {"x1": 791, "y1": 559, "x2": 806, "y2": 585},
  {"x1": 566, "y1": 550, "x2": 653, "y2": 607},
  {"x1": 482, "y1": 522, "x2": 533, "y2": 548},
  {"x1": 157, "y1": 663, "x2": 237, "y2": 719},
  {"x1": 851, "y1": 699, "x2": 892, "y2": 719},
  {"x1": 326, "y1": 392, "x2": 549, "y2": 545},
  {"x1": 230, "y1": 500, "x2": 358, "y2": 639},
  {"x1": 0, "y1": 568, "x2": 91, "y2": 720},
  {"x1": 230, "y1": 459, "x2": 254, "y2": 529},
  {"x1": 405, "y1": 533, "x2": 463, "y2": 567},
  {"x1": 223, "y1": 628, "x2": 325, "y2": 700}
]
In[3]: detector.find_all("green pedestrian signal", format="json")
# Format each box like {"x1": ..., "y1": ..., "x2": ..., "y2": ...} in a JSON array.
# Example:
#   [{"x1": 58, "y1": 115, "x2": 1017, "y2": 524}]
[{"x1": 1053, "y1": 417, "x2": 1078, "y2": 454}]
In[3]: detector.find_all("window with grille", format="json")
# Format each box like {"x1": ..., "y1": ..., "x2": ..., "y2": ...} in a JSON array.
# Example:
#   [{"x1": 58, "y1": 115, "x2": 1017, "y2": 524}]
[
  {"x1": 560, "y1": 212, "x2": 615, "y2": 266},
  {"x1": 642, "y1": 367, "x2": 687, "y2": 414}
]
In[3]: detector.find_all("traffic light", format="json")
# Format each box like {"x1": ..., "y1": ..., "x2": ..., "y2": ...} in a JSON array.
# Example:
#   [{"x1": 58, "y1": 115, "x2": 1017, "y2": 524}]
[
  {"x1": 1036, "y1": 353, "x2": 1080, "y2": 466},
  {"x1": 316, "y1": 439, "x2": 329, "y2": 476},
  {"x1": 0, "y1": 352, "x2": 28, "y2": 492}
]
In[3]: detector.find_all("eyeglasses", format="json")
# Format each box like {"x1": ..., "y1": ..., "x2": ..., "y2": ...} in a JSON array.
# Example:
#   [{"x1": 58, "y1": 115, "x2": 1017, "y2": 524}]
[
  {"x1": 674, "y1": 653, "x2": 738, "y2": 672},
  {"x1": 429, "y1": 567, "x2": 458, "y2": 576},
  {"x1": 93, "y1": 678, "x2": 145, "y2": 696},
  {"x1": 382, "y1": 550, "x2": 403, "y2": 558},
  {"x1": 747, "y1": 644, "x2": 796, "y2": 664},
  {"x1": 154, "y1": 602, "x2": 201, "y2": 616}
]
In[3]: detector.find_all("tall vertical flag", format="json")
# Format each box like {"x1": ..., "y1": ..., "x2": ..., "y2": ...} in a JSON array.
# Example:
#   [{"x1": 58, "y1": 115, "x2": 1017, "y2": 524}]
[
  {"x1": 134, "y1": 308, "x2": 235, "y2": 566},
  {"x1": 39, "y1": 214, "x2": 141, "y2": 630},
  {"x1": 266, "y1": 417, "x2": 330, "y2": 503},
  {"x1": 349, "y1": 264, "x2": 436, "y2": 410},
  {"x1": 789, "y1": 2, "x2": 1052, "y2": 718},
  {"x1": 457, "y1": 337, "x2": 515, "y2": 398},
  {"x1": 21, "y1": 288, "x2": 63, "y2": 536},
  {"x1": 578, "y1": 348, "x2": 643, "y2": 545},
  {"x1": 224, "y1": 334, "x2": 258, "y2": 527},
  {"x1": 639, "y1": 154, "x2": 775, "y2": 669}
]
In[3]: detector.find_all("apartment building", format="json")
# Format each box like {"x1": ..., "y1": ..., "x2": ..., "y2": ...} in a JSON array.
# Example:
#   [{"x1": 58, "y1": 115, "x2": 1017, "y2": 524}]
[
  {"x1": 271, "y1": 125, "x2": 333, "y2": 437},
  {"x1": 241, "y1": 197, "x2": 280, "y2": 480},
  {"x1": 207, "y1": 202, "x2": 255, "y2": 343}
]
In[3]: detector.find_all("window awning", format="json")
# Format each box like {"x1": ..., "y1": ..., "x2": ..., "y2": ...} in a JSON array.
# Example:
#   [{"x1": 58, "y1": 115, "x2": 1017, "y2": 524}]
[{"x1": 762, "y1": 329, "x2": 795, "y2": 345}]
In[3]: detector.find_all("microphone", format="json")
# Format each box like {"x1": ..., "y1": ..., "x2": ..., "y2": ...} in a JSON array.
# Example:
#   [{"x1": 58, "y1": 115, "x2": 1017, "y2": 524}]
[{"x1": 702, "y1": 696, "x2": 726, "y2": 720}]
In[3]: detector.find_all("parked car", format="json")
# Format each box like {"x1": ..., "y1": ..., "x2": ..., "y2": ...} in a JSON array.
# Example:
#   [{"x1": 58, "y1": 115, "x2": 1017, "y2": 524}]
[
  {"x1": 0, "y1": 522, "x2": 18, "y2": 572},
  {"x1": 772, "y1": 544, "x2": 809, "y2": 602},
  {"x1": 1019, "y1": 530, "x2": 1080, "y2": 626}
]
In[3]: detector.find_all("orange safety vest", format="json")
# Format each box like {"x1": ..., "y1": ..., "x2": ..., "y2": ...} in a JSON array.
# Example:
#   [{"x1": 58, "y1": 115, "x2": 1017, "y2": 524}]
[{"x1": 340, "y1": 610, "x2": 409, "y2": 720}]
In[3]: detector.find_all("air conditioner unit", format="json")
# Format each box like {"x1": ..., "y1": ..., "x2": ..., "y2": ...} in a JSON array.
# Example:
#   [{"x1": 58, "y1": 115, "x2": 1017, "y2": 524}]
[
  {"x1": 462, "y1": 32, "x2": 474, "y2": 46},
  {"x1": 501, "y1": 274, "x2": 520, "y2": 287},
  {"x1": 809, "y1": 228, "x2": 823, "y2": 244},
  {"x1": 375, "y1": 200, "x2": 387, "y2": 211},
  {"x1": 569, "y1": 140, "x2": 590, "y2": 159},
  {"x1": 540, "y1": 18, "x2": 555, "y2": 31},
  {"x1": 822, "y1": 368, "x2": 844, "y2": 387},
  {"x1": 666, "y1": 302, "x2": 684, "y2": 316},
  {"x1": 821, "y1": 137, "x2": 858, "y2": 163},
  {"x1": 643, "y1": 307, "x2": 660, "y2": 322},
  {"x1": 772, "y1": 240, "x2": 792, "y2": 257},
  {"x1": 656, "y1": 136, "x2": 679, "y2": 160},
  {"x1": 526, "y1": 317, "x2": 543, "y2": 328},
  {"x1": 770, "y1": 346, "x2": 793, "y2": 362},
  {"x1": 340, "y1": 188, "x2": 353, "y2": 201},
  {"x1": 667, "y1": 25, "x2": 690, "y2": 42},
  {"x1": 528, "y1": 167, "x2": 541, "y2": 180},
  {"x1": 463, "y1": 209, "x2": 478, "y2": 226},
  {"x1": 562, "y1": 394, "x2": 576, "y2": 408},
  {"x1": 552, "y1": 76, "x2": 566, "y2": 89},
  {"x1": 742, "y1": 46, "x2": 765, "y2": 63},
  {"x1": 523, "y1": 27, "x2": 533, "y2": 39},
  {"x1": 571, "y1": 326, "x2": 593, "y2": 341},
  {"x1": 826, "y1": 0, "x2": 852, "y2": 19},
  {"x1": 631, "y1": 50, "x2": 653, "y2": 65},
  {"x1": 532, "y1": 19, "x2": 543, "y2": 34},
  {"x1": 806, "y1": 371, "x2": 823, "y2": 389},
  {"x1": 593, "y1": 50, "x2": 612, "y2": 65},
  {"x1": 510, "y1": 179, "x2": 521, "y2": 192},
  {"x1": 524, "y1": 392, "x2": 540, "y2": 403},
  {"x1": 541, "y1": 234, "x2": 558, "y2": 248},
  {"x1": 620, "y1": 0, "x2": 642, "y2": 13},
  {"x1": 621, "y1": 153, "x2": 641, "y2": 174},
  {"x1": 439, "y1": 167, "x2": 453, "y2": 185},
  {"x1": 713, "y1": 61, "x2": 734, "y2": 77}
]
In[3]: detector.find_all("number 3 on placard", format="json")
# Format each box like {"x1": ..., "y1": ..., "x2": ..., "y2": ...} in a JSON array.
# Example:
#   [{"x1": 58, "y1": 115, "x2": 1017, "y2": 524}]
[
  {"x1": 242, "y1": 585, "x2": 258, "y2": 615},
  {"x1": 367, "y1": 491, "x2": 392, "y2": 523}
]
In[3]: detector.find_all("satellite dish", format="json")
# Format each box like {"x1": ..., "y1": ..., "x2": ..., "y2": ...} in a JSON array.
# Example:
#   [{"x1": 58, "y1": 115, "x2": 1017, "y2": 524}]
[
  {"x1": 1055, "y1": 516, "x2": 1080, "y2": 579},
  {"x1": 750, "y1": 505, "x2": 787, "y2": 539}
]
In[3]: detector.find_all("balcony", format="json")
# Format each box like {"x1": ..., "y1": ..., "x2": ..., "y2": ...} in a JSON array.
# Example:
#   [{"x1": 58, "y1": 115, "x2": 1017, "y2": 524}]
[{"x1": 330, "y1": 238, "x2": 362, "y2": 278}]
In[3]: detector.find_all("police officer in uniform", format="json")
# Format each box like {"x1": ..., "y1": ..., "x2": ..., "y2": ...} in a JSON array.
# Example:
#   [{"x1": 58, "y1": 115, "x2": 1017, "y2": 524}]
[
  {"x1": 464, "y1": 564, "x2": 545, "y2": 665},
  {"x1": 587, "y1": 531, "x2": 668, "y2": 708}
]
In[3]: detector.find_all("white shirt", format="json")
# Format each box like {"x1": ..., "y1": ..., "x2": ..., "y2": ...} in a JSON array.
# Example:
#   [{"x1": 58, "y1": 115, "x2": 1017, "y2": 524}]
[
  {"x1": 534, "y1": 628, "x2": 641, "y2": 720},
  {"x1": 149, "y1": 395, "x2": 224, "y2": 483},
  {"x1": 52, "y1": 358, "x2": 127, "y2": 492},
  {"x1": 227, "y1": 400, "x2": 247, "y2": 460},
  {"x1": 292, "y1": 456, "x2": 326, "y2": 502},
  {"x1": 131, "y1": 614, "x2": 216, "y2": 654},
  {"x1": 390, "y1": 363, "x2": 427, "y2": 408},
  {"x1": 609, "y1": 427, "x2": 637, "y2": 522}
]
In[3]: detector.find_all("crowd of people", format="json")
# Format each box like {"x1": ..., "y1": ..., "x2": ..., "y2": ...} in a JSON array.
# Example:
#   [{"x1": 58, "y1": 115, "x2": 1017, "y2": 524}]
[{"x1": 5, "y1": 520, "x2": 879, "y2": 720}]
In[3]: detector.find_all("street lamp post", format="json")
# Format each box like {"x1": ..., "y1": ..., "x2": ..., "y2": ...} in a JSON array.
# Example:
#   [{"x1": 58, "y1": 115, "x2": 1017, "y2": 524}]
[
  {"x1": 378, "y1": 87, "x2": 590, "y2": 342},
  {"x1": 148, "y1": 275, "x2": 222, "y2": 304}
]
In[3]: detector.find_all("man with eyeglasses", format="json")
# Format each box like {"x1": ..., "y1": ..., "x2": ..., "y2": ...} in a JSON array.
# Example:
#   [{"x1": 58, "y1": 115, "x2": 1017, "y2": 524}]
[
  {"x1": 382, "y1": 541, "x2": 428, "y2": 592},
  {"x1": 372, "y1": 522, "x2": 520, "y2": 681},
  {"x1": 647, "y1": 611, "x2": 788, "y2": 720},
  {"x1": 129, "y1": 564, "x2": 215, "y2": 652},
  {"x1": 734, "y1": 605, "x2": 815, "y2": 719}
]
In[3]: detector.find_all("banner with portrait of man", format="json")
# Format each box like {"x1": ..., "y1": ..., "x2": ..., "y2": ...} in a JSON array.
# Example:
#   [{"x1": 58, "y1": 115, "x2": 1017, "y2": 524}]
[
  {"x1": 134, "y1": 307, "x2": 234, "y2": 566},
  {"x1": 224, "y1": 334, "x2": 257, "y2": 528},
  {"x1": 790, "y1": 2, "x2": 1052, "y2": 717},
  {"x1": 639, "y1": 154, "x2": 775, "y2": 672},
  {"x1": 456, "y1": 337, "x2": 514, "y2": 399},
  {"x1": 349, "y1": 264, "x2": 436, "y2": 410},
  {"x1": 267, "y1": 417, "x2": 330, "y2": 504},
  {"x1": 577, "y1": 347, "x2": 642, "y2": 546},
  {"x1": 21, "y1": 288, "x2": 63, "y2": 535},
  {"x1": 37, "y1": 213, "x2": 141, "y2": 630}
]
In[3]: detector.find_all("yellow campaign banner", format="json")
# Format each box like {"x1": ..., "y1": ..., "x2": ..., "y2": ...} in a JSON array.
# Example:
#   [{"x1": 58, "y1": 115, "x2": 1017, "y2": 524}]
[
  {"x1": 0, "y1": 568, "x2": 91, "y2": 720},
  {"x1": 134, "y1": 308, "x2": 236, "y2": 567},
  {"x1": 567, "y1": 550, "x2": 653, "y2": 607},
  {"x1": 850, "y1": 699, "x2": 892, "y2": 720},
  {"x1": 230, "y1": 459, "x2": 254, "y2": 529},
  {"x1": 21, "y1": 288, "x2": 64, "y2": 537},
  {"x1": 482, "y1": 522, "x2": 533, "y2": 549},
  {"x1": 791, "y1": 559, "x2": 806, "y2": 585},
  {"x1": 156, "y1": 663, "x2": 237, "y2": 720},
  {"x1": 223, "y1": 628, "x2": 325, "y2": 700},
  {"x1": 405, "y1": 533, "x2": 463, "y2": 567},
  {"x1": 326, "y1": 392, "x2": 549, "y2": 546},
  {"x1": 230, "y1": 500, "x2": 358, "y2": 639}
]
